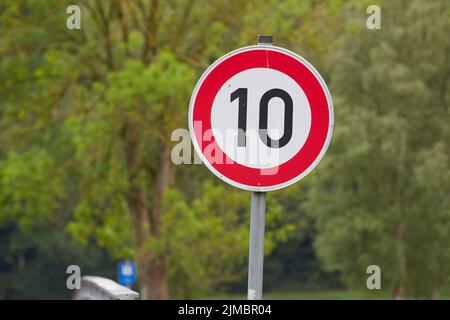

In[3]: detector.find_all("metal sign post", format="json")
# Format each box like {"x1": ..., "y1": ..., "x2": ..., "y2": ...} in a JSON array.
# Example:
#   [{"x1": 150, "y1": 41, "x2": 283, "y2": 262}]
[
  {"x1": 188, "y1": 33, "x2": 333, "y2": 301},
  {"x1": 248, "y1": 191, "x2": 266, "y2": 300},
  {"x1": 247, "y1": 35, "x2": 272, "y2": 300}
]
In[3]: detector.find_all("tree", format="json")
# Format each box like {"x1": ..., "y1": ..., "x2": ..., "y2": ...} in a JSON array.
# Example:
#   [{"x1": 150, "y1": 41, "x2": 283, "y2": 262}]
[
  {"x1": 2, "y1": 0, "x2": 317, "y2": 299},
  {"x1": 306, "y1": 0, "x2": 450, "y2": 298},
  {"x1": 0, "y1": 223, "x2": 115, "y2": 300}
]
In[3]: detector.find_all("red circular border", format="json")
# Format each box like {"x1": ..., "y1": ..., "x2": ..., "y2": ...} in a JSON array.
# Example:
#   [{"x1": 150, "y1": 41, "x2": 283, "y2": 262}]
[{"x1": 192, "y1": 48, "x2": 330, "y2": 188}]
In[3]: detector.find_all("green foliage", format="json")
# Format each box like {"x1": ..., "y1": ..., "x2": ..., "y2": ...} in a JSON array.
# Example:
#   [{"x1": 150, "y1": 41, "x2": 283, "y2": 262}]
[
  {"x1": 2, "y1": 0, "x2": 318, "y2": 298},
  {"x1": 162, "y1": 181, "x2": 297, "y2": 298},
  {"x1": 0, "y1": 149, "x2": 63, "y2": 231},
  {"x1": 306, "y1": 0, "x2": 450, "y2": 298},
  {"x1": 105, "y1": 52, "x2": 196, "y2": 136},
  {"x1": 0, "y1": 0, "x2": 447, "y2": 300},
  {"x1": 161, "y1": 182, "x2": 249, "y2": 298},
  {"x1": 0, "y1": 224, "x2": 115, "y2": 300}
]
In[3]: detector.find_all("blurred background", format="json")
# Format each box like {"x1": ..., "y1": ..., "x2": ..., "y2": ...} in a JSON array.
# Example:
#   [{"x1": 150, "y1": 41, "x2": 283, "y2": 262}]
[{"x1": 0, "y1": 0, "x2": 449, "y2": 300}]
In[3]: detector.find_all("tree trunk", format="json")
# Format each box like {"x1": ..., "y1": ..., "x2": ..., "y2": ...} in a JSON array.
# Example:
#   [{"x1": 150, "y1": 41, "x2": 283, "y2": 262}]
[
  {"x1": 145, "y1": 143, "x2": 171, "y2": 299},
  {"x1": 128, "y1": 180, "x2": 169, "y2": 300},
  {"x1": 124, "y1": 124, "x2": 151, "y2": 299},
  {"x1": 148, "y1": 256, "x2": 169, "y2": 299},
  {"x1": 393, "y1": 130, "x2": 407, "y2": 300},
  {"x1": 124, "y1": 122, "x2": 171, "y2": 299},
  {"x1": 393, "y1": 219, "x2": 407, "y2": 300},
  {"x1": 393, "y1": 284, "x2": 405, "y2": 300},
  {"x1": 129, "y1": 184, "x2": 152, "y2": 300}
]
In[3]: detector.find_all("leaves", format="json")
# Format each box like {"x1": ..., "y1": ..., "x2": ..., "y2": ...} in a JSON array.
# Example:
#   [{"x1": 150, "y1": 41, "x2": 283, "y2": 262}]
[
  {"x1": 0, "y1": 148, "x2": 63, "y2": 231},
  {"x1": 306, "y1": 0, "x2": 450, "y2": 297}
]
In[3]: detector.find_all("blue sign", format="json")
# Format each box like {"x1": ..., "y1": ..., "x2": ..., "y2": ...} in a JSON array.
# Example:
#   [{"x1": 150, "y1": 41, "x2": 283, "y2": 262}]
[{"x1": 117, "y1": 261, "x2": 137, "y2": 287}]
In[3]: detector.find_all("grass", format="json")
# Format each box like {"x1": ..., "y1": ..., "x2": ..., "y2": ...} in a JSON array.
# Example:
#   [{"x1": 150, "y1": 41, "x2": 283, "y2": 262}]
[{"x1": 207, "y1": 289, "x2": 450, "y2": 300}]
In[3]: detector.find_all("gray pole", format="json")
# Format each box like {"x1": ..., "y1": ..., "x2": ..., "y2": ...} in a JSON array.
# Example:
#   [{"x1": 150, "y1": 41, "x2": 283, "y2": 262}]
[
  {"x1": 247, "y1": 34, "x2": 272, "y2": 301},
  {"x1": 247, "y1": 192, "x2": 266, "y2": 300}
]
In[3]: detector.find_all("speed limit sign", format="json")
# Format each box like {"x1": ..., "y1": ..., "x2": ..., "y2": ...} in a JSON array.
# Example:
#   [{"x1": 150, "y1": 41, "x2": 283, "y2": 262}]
[{"x1": 188, "y1": 44, "x2": 333, "y2": 192}]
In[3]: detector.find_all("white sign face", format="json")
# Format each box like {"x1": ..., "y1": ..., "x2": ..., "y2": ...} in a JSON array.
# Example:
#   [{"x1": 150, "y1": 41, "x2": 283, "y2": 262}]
[
  {"x1": 189, "y1": 45, "x2": 333, "y2": 192},
  {"x1": 211, "y1": 67, "x2": 311, "y2": 169},
  {"x1": 121, "y1": 265, "x2": 133, "y2": 276}
]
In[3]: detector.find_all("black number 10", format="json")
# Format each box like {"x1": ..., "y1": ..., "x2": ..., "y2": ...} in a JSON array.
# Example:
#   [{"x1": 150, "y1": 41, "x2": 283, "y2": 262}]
[{"x1": 230, "y1": 88, "x2": 293, "y2": 148}]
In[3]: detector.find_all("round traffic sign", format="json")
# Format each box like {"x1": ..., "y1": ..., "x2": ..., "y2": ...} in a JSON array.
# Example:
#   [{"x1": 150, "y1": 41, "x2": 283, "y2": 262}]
[{"x1": 188, "y1": 45, "x2": 333, "y2": 192}]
